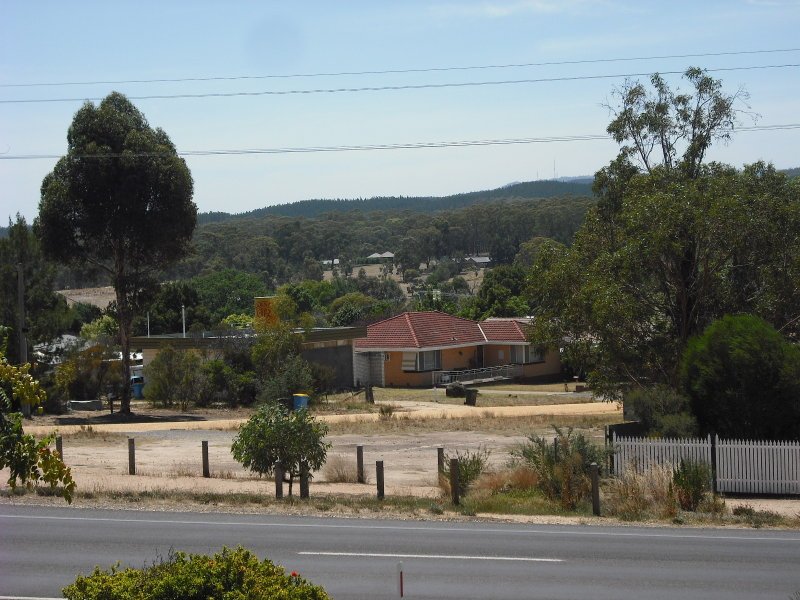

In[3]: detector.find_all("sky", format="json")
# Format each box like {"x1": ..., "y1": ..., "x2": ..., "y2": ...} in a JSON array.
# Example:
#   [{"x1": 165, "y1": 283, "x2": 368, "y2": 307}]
[{"x1": 2, "y1": 0, "x2": 799, "y2": 223}]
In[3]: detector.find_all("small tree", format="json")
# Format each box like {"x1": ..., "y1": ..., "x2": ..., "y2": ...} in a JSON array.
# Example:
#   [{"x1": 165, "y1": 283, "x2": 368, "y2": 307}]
[
  {"x1": 231, "y1": 404, "x2": 329, "y2": 496},
  {"x1": 144, "y1": 346, "x2": 207, "y2": 410}
]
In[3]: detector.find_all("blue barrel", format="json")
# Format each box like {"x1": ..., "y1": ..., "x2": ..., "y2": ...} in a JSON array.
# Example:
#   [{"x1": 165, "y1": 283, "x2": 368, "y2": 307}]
[
  {"x1": 292, "y1": 394, "x2": 309, "y2": 410},
  {"x1": 132, "y1": 383, "x2": 144, "y2": 400}
]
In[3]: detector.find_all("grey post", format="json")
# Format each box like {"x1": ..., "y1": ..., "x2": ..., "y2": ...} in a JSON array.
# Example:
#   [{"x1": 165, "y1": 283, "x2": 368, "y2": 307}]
[
  {"x1": 437, "y1": 447, "x2": 444, "y2": 473},
  {"x1": 590, "y1": 462, "x2": 600, "y2": 516},
  {"x1": 376, "y1": 460, "x2": 385, "y2": 500},
  {"x1": 202, "y1": 441, "x2": 210, "y2": 478},
  {"x1": 128, "y1": 438, "x2": 135, "y2": 475},
  {"x1": 357, "y1": 445, "x2": 365, "y2": 484},
  {"x1": 450, "y1": 458, "x2": 460, "y2": 505},
  {"x1": 275, "y1": 463, "x2": 284, "y2": 499},
  {"x1": 56, "y1": 435, "x2": 63, "y2": 460}
]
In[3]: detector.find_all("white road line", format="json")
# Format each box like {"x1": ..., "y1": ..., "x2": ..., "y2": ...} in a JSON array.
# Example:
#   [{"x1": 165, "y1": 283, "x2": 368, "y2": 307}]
[
  {"x1": 1, "y1": 513, "x2": 798, "y2": 543},
  {"x1": 298, "y1": 551, "x2": 562, "y2": 562}
]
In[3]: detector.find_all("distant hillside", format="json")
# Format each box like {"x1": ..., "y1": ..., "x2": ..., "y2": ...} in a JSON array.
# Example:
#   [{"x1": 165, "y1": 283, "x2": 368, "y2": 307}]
[
  {"x1": 197, "y1": 179, "x2": 593, "y2": 224},
  {"x1": 783, "y1": 167, "x2": 800, "y2": 179}
]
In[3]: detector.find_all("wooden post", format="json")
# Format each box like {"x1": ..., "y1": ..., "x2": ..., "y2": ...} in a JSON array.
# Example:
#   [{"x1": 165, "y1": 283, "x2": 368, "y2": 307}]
[
  {"x1": 376, "y1": 460, "x2": 385, "y2": 500},
  {"x1": 437, "y1": 447, "x2": 444, "y2": 473},
  {"x1": 56, "y1": 435, "x2": 63, "y2": 460},
  {"x1": 450, "y1": 458, "x2": 460, "y2": 505},
  {"x1": 300, "y1": 468, "x2": 310, "y2": 499},
  {"x1": 710, "y1": 434, "x2": 718, "y2": 494},
  {"x1": 365, "y1": 384, "x2": 374, "y2": 404},
  {"x1": 357, "y1": 445, "x2": 365, "y2": 484},
  {"x1": 275, "y1": 463, "x2": 284, "y2": 499},
  {"x1": 128, "y1": 438, "x2": 136, "y2": 475},
  {"x1": 553, "y1": 437, "x2": 559, "y2": 462},
  {"x1": 591, "y1": 462, "x2": 600, "y2": 516},
  {"x1": 202, "y1": 441, "x2": 210, "y2": 478}
]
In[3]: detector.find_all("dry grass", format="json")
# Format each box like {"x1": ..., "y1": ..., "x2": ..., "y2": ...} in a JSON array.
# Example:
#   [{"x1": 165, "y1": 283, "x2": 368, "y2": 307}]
[
  {"x1": 325, "y1": 412, "x2": 617, "y2": 437},
  {"x1": 322, "y1": 454, "x2": 365, "y2": 484},
  {"x1": 59, "y1": 425, "x2": 127, "y2": 443},
  {"x1": 604, "y1": 464, "x2": 679, "y2": 521}
]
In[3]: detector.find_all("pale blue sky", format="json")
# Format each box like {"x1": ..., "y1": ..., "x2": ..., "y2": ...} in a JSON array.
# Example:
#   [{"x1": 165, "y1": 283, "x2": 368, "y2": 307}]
[{"x1": 2, "y1": 1, "x2": 799, "y2": 222}]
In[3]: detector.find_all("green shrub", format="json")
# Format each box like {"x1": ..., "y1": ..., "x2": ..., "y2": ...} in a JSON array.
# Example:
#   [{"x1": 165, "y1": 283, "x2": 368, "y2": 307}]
[
  {"x1": 231, "y1": 404, "x2": 329, "y2": 496},
  {"x1": 62, "y1": 546, "x2": 330, "y2": 600},
  {"x1": 672, "y1": 459, "x2": 711, "y2": 511},
  {"x1": 440, "y1": 447, "x2": 490, "y2": 496},
  {"x1": 511, "y1": 426, "x2": 608, "y2": 510},
  {"x1": 625, "y1": 385, "x2": 698, "y2": 437},
  {"x1": 680, "y1": 314, "x2": 800, "y2": 439}
]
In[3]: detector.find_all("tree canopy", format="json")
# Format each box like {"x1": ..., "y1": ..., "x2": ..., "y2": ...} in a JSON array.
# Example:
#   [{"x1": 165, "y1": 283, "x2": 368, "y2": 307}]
[
  {"x1": 527, "y1": 69, "x2": 800, "y2": 398},
  {"x1": 37, "y1": 92, "x2": 197, "y2": 413}
]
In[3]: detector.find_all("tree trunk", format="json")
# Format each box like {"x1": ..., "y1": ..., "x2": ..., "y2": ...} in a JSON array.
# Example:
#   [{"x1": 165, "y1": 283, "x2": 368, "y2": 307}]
[{"x1": 116, "y1": 283, "x2": 132, "y2": 415}]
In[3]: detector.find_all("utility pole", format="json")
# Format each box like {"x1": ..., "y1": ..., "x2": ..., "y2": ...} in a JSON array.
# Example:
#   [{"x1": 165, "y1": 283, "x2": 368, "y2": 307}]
[{"x1": 17, "y1": 263, "x2": 30, "y2": 418}]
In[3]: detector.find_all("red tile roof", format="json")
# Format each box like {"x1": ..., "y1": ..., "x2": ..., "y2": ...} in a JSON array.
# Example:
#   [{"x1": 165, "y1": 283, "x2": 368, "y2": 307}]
[
  {"x1": 355, "y1": 312, "x2": 530, "y2": 350},
  {"x1": 480, "y1": 318, "x2": 529, "y2": 343}
]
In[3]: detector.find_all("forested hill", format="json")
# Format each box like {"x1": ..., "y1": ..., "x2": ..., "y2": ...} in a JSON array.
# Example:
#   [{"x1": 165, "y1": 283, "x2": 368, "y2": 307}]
[{"x1": 197, "y1": 179, "x2": 593, "y2": 224}]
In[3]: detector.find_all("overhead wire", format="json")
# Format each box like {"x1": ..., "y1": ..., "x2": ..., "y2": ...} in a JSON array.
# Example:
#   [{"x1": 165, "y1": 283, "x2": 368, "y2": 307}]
[
  {"x1": 2, "y1": 47, "x2": 799, "y2": 88},
  {"x1": 2, "y1": 124, "x2": 797, "y2": 161},
  {"x1": 2, "y1": 63, "x2": 799, "y2": 105}
]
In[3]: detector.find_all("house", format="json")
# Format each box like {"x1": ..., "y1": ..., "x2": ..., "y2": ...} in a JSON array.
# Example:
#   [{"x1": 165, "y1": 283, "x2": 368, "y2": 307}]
[
  {"x1": 353, "y1": 311, "x2": 561, "y2": 387},
  {"x1": 465, "y1": 255, "x2": 491, "y2": 267},
  {"x1": 366, "y1": 251, "x2": 395, "y2": 263}
]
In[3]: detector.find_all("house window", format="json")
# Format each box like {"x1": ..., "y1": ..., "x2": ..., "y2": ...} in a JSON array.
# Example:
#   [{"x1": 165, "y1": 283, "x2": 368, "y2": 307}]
[
  {"x1": 418, "y1": 350, "x2": 441, "y2": 371},
  {"x1": 384, "y1": 353, "x2": 390, "y2": 361},
  {"x1": 511, "y1": 345, "x2": 543, "y2": 364},
  {"x1": 402, "y1": 350, "x2": 441, "y2": 371}
]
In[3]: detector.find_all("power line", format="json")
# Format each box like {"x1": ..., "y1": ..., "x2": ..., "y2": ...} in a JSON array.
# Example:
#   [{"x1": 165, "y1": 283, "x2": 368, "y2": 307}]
[
  {"x1": 2, "y1": 47, "x2": 798, "y2": 88},
  {"x1": 2, "y1": 123, "x2": 797, "y2": 161},
  {"x1": 1, "y1": 63, "x2": 799, "y2": 105}
]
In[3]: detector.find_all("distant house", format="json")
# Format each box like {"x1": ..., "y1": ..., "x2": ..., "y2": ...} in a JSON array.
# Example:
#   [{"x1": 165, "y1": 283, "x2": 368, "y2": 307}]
[
  {"x1": 353, "y1": 311, "x2": 561, "y2": 387},
  {"x1": 465, "y1": 255, "x2": 491, "y2": 267},
  {"x1": 321, "y1": 258, "x2": 340, "y2": 267},
  {"x1": 366, "y1": 251, "x2": 395, "y2": 263}
]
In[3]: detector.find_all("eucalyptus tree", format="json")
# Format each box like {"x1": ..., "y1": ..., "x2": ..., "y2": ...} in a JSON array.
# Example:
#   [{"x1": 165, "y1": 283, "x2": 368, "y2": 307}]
[{"x1": 37, "y1": 92, "x2": 196, "y2": 413}]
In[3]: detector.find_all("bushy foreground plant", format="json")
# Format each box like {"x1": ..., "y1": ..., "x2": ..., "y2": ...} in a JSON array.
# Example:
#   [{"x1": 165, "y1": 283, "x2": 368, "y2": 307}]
[
  {"x1": 62, "y1": 546, "x2": 330, "y2": 600},
  {"x1": 231, "y1": 404, "x2": 329, "y2": 496},
  {"x1": 672, "y1": 459, "x2": 711, "y2": 511},
  {"x1": 439, "y1": 447, "x2": 490, "y2": 497},
  {"x1": 511, "y1": 426, "x2": 608, "y2": 509},
  {"x1": 0, "y1": 348, "x2": 75, "y2": 502}
]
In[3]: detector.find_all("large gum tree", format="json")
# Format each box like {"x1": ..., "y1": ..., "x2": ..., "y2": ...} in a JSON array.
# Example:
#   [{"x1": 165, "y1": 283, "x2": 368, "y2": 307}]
[{"x1": 37, "y1": 92, "x2": 196, "y2": 414}]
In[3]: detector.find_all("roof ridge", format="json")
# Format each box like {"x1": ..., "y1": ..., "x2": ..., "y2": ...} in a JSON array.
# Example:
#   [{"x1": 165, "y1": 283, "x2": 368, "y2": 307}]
[{"x1": 405, "y1": 312, "x2": 420, "y2": 347}]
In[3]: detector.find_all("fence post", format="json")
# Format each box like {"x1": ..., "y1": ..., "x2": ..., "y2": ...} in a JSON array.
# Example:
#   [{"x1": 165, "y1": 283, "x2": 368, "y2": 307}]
[
  {"x1": 56, "y1": 435, "x2": 63, "y2": 460},
  {"x1": 128, "y1": 438, "x2": 135, "y2": 475},
  {"x1": 450, "y1": 458, "x2": 460, "y2": 505},
  {"x1": 300, "y1": 467, "x2": 309, "y2": 499},
  {"x1": 553, "y1": 437, "x2": 559, "y2": 462},
  {"x1": 376, "y1": 460, "x2": 385, "y2": 500},
  {"x1": 357, "y1": 445, "x2": 365, "y2": 484},
  {"x1": 437, "y1": 447, "x2": 444, "y2": 473},
  {"x1": 202, "y1": 441, "x2": 210, "y2": 478},
  {"x1": 590, "y1": 462, "x2": 601, "y2": 516},
  {"x1": 710, "y1": 434, "x2": 718, "y2": 494},
  {"x1": 275, "y1": 463, "x2": 284, "y2": 499}
]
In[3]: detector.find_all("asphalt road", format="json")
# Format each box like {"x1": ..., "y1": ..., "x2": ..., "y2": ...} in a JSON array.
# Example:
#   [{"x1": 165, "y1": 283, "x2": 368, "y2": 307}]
[{"x1": 1, "y1": 505, "x2": 799, "y2": 599}]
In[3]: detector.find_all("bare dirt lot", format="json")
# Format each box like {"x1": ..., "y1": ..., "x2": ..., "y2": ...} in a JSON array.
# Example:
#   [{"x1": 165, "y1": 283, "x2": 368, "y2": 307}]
[{"x1": 5, "y1": 390, "x2": 798, "y2": 522}]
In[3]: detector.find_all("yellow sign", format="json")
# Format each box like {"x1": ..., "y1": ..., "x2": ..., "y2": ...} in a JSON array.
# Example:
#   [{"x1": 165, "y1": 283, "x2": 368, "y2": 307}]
[{"x1": 254, "y1": 296, "x2": 279, "y2": 326}]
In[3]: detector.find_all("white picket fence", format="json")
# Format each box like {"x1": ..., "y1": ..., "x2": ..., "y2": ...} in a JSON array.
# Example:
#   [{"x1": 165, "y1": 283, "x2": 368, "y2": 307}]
[{"x1": 613, "y1": 434, "x2": 800, "y2": 495}]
